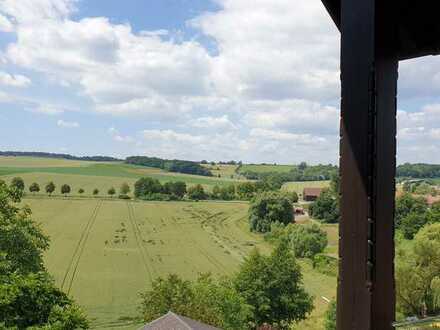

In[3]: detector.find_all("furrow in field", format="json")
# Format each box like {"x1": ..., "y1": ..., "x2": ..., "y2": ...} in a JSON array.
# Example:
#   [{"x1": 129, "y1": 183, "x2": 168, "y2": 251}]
[
  {"x1": 66, "y1": 200, "x2": 103, "y2": 294},
  {"x1": 126, "y1": 202, "x2": 155, "y2": 282},
  {"x1": 61, "y1": 200, "x2": 102, "y2": 291}
]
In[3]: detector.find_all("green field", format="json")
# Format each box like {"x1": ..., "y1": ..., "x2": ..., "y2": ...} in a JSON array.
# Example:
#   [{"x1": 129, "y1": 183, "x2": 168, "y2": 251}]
[
  {"x1": 22, "y1": 197, "x2": 336, "y2": 329},
  {"x1": 282, "y1": 180, "x2": 330, "y2": 196},
  {"x1": 239, "y1": 164, "x2": 295, "y2": 173},
  {"x1": 0, "y1": 157, "x2": 240, "y2": 194}
]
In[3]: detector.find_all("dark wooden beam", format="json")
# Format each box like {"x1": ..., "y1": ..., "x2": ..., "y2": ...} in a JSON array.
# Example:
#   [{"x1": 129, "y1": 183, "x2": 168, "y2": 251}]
[{"x1": 337, "y1": 1, "x2": 397, "y2": 329}]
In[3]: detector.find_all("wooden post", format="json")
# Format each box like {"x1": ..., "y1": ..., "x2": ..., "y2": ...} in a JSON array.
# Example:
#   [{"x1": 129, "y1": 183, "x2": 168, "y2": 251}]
[{"x1": 337, "y1": 1, "x2": 397, "y2": 329}]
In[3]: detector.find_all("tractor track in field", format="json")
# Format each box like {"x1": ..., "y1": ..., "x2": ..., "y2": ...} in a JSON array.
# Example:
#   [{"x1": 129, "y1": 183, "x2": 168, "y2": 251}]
[
  {"x1": 61, "y1": 200, "x2": 102, "y2": 293},
  {"x1": 173, "y1": 212, "x2": 228, "y2": 274},
  {"x1": 126, "y1": 202, "x2": 155, "y2": 282}
]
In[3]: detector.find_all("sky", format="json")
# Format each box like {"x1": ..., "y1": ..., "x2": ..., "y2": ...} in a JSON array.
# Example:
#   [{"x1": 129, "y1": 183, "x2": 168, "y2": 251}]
[{"x1": 1, "y1": 0, "x2": 440, "y2": 164}]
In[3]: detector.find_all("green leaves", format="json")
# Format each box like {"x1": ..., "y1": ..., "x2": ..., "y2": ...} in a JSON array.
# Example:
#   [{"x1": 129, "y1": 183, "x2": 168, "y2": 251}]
[{"x1": 248, "y1": 192, "x2": 293, "y2": 233}]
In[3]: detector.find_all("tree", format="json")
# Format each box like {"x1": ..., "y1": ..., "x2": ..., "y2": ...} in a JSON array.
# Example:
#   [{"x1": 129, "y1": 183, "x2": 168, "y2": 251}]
[
  {"x1": 187, "y1": 184, "x2": 207, "y2": 200},
  {"x1": 234, "y1": 239, "x2": 313, "y2": 328},
  {"x1": 134, "y1": 177, "x2": 163, "y2": 197},
  {"x1": 29, "y1": 182, "x2": 40, "y2": 195},
  {"x1": 10, "y1": 177, "x2": 25, "y2": 192},
  {"x1": 396, "y1": 223, "x2": 440, "y2": 318},
  {"x1": 45, "y1": 182, "x2": 56, "y2": 196},
  {"x1": 287, "y1": 223, "x2": 328, "y2": 258},
  {"x1": 0, "y1": 182, "x2": 88, "y2": 329},
  {"x1": 108, "y1": 187, "x2": 116, "y2": 197},
  {"x1": 324, "y1": 300, "x2": 337, "y2": 330},
  {"x1": 401, "y1": 212, "x2": 428, "y2": 239},
  {"x1": 163, "y1": 181, "x2": 187, "y2": 199},
  {"x1": 93, "y1": 188, "x2": 99, "y2": 196},
  {"x1": 120, "y1": 182, "x2": 130, "y2": 196},
  {"x1": 139, "y1": 274, "x2": 250, "y2": 330},
  {"x1": 61, "y1": 184, "x2": 71, "y2": 196},
  {"x1": 395, "y1": 193, "x2": 427, "y2": 228},
  {"x1": 78, "y1": 188, "x2": 85, "y2": 195},
  {"x1": 248, "y1": 191, "x2": 293, "y2": 233},
  {"x1": 309, "y1": 190, "x2": 340, "y2": 223}
]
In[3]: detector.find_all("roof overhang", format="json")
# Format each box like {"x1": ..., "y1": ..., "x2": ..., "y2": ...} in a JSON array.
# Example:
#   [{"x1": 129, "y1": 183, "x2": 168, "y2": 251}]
[{"x1": 321, "y1": 0, "x2": 440, "y2": 60}]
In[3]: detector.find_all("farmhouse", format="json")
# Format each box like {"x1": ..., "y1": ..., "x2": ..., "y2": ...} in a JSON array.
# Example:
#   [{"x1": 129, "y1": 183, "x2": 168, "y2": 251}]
[
  {"x1": 302, "y1": 187, "x2": 323, "y2": 202},
  {"x1": 139, "y1": 311, "x2": 220, "y2": 330}
]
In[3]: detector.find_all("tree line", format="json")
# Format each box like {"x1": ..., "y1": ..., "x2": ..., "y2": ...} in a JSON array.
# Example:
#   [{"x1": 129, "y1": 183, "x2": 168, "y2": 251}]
[
  {"x1": 126, "y1": 156, "x2": 213, "y2": 176},
  {"x1": 238, "y1": 162, "x2": 338, "y2": 188},
  {"x1": 397, "y1": 163, "x2": 440, "y2": 178},
  {"x1": 0, "y1": 151, "x2": 120, "y2": 162}
]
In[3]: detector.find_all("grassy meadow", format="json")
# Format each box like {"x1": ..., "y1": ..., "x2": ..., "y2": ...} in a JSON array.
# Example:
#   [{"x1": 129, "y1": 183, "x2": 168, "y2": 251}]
[
  {"x1": 282, "y1": 180, "x2": 330, "y2": 195},
  {"x1": 239, "y1": 164, "x2": 295, "y2": 173}
]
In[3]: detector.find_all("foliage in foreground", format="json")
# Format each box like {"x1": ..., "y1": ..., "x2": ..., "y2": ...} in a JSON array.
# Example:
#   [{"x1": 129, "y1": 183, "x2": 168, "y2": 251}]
[
  {"x1": 324, "y1": 300, "x2": 337, "y2": 330},
  {"x1": 0, "y1": 180, "x2": 88, "y2": 329},
  {"x1": 140, "y1": 240, "x2": 313, "y2": 329},
  {"x1": 309, "y1": 189, "x2": 340, "y2": 223},
  {"x1": 140, "y1": 274, "x2": 250, "y2": 330},
  {"x1": 287, "y1": 223, "x2": 328, "y2": 258},
  {"x1": 396, "y1": 223, "x2": 440, "y2": 318},
  {"x1": 248, "y1": 191, "x2": 293, "y2": 233}
]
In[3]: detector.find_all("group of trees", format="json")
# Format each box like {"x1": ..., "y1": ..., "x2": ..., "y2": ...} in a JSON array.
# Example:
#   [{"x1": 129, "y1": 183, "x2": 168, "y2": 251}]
[
  {"x1": 402, "y1": 180, "x2": 438, "y2": 196},
  {"x1": 126, "y1": 156, "x2": 213, "y2": 176},
  {"x1": 309, "y1": 175, "x2": 340, "y2": 223},
  {"x1": 395, "y1": 193, "x2": 440, "y2": 239},
  {"x1": 134, "y1": 177, "x2": 187, "y2": 200},
  {"x1": 0, "y1": 180, "x2": 88, "y2": 329},
  {"x1": 139, "y1": 240, "x2": 314, "y2": 329}
]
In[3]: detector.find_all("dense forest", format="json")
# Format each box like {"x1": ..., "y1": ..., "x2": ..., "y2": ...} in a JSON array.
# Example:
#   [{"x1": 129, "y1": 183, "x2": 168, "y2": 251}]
[
  {"x1": 396, "y1": 163, "x2": 440, "y2": 178},
  {"x1": 0, "y1": 151, "x2": 120, "y2": 162},
  {"x1": 125, "y1": 156, "x2": 212, "y2": 176}
]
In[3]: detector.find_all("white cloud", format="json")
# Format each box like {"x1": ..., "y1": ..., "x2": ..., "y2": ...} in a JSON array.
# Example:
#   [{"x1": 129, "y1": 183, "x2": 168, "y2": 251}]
[
  {"x1": 0, "y1": 71, "x2": 31, "y2": 87},
  {"x1": 57, "y1": 119, "x2": 79, "y2": 128},
  {"x1": 190, "y1": 115, "x2": 237, "y2": 130},
  {"x1": 0, "y1": 14, "x2": 13, "y2": 32},
  {"x1": 108, "y1": 127, "x2": 134, "y2": 143}
]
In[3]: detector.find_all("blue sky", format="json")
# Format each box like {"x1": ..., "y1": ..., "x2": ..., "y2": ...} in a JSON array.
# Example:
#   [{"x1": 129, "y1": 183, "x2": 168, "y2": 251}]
[{"x1": 1, "y1": 0, "x2": 440, "y2": 164}]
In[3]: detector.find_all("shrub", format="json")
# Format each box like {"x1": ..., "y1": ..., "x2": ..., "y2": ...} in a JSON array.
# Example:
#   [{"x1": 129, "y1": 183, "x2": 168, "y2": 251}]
[
  {"x1": 134, "y1": 177, "x2": 162, "y2": 197},
  {"x1": 10, "y1": 177, "x2": 25, "y2": 192},
  {"x1": 287, "y1": 223, "x2": 328, "y2": 258},
  {"x1": 61, "y1": 184, "x2": 71, "y2": 195},
  {"x1": 248, "y1": 191, "x2": 293, "y2": 233},
  {"x1": 92, "y1": 188, "x2": 99, "y2": 196},
  {"x1": 187, "y1": 184, "x2": 207, "y2": 200},
  {"x1": 120, "y1": 182, "x2": 130, "y2": 195},
  {"x1": 395, "y1": 193, "x2": 427, "y2": 228},
  {"x1": 29, "y1": 182, "x2": 40, "y2": 194},
  {"x1": 309, "y1": 190, "x2": 339, "y2": 223},
  {"x1": 401, "y1": 212, "x2": 428, "y2": 239},
  {"x1": 45, "y1": 182, "x2": 56, "y2": 196},
  {"x1": 324, "y1": 300, "x2": 337, "y2": 330},
  {"x1": 118, "y1": 194, "x2": 131, "y2": 200}
]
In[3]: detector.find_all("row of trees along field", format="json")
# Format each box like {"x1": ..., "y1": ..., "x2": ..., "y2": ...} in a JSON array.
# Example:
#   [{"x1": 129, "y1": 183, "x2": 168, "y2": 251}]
[
  {"x1": 126, "y1": 156, "x2": 213, "y2": 176},
  {"x1": 10, "y1": 177, "x2": 129, "y2": 198},
  {"x1": 397, "y1": 163, "x2": 440, "y2": 178}
]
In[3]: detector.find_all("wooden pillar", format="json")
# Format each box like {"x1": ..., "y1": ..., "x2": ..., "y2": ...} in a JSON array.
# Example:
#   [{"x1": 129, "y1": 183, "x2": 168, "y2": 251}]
[{"x1": 337, "y1": 1, "x2": 397, "y2": 329}]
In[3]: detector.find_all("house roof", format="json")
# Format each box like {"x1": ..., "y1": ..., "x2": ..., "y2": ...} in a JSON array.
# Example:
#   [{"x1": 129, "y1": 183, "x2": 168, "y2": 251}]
[
  {"x1": 321, "y1": 0, "x2": 440, "y2": 60},
  {"x1": 303, "y1": 187, "x2": 324, "y2": 197},
  {"x1": 139, "y1": 311, "x2": 221, "y2": 330}
]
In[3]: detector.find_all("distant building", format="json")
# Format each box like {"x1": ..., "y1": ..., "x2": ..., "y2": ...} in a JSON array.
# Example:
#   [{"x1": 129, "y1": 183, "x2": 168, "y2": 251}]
[
  {"x1": 139, "y1": 311, "x2": 221, "y2": 330},
  {"x1": 303, "y1": 187, "x2": 323, "y2": 202}
]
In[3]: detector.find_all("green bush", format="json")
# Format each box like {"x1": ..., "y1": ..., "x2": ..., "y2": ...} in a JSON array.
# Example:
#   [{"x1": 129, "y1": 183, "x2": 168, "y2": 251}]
[
  {"x1": 248, "y1": 191, "x2": 293, "y2": 233},
  {"x1": 309, "y1": 190, "x2": 339, "y2": 223}
]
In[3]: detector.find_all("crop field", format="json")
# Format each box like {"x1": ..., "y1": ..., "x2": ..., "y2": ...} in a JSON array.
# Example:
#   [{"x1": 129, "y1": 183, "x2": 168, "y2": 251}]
[
  {"x1": 0, "y1": 157, "x2": 240, "y2": 193},
  {"x1": 239, "y1": 164, "x2": 295, "y2": 173},
  {"x1": 201, "y1": 164, "x2": 243, "y2": 179},
  {"x1": 22, "y1": 197, "x2": 336, "y2": 329},
  {"x1": 23, "y1": 199, "x2": 268, "y2": 328}
]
